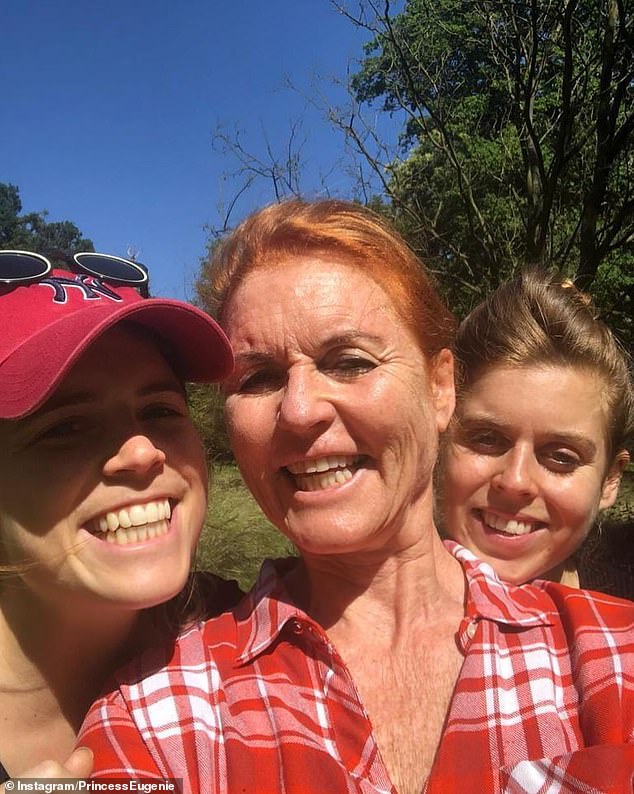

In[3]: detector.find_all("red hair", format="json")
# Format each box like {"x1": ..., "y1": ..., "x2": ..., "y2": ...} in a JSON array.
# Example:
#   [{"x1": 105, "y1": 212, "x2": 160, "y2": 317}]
[{"x1": 206, "y1": 199, "x2": 455, "y2": 358}]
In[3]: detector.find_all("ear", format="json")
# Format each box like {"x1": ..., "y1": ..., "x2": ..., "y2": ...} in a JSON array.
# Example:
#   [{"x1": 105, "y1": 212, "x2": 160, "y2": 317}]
[
  {"x1": 430, "y1": 348, "x2": 456, "y2": 434},
  {"x1": 599, "y1": 449, "x2": 629, "y2": 511}
]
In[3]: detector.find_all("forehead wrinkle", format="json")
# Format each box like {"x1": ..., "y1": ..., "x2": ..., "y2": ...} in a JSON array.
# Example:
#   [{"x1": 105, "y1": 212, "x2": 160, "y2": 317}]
[
  {"x1": 234, "y1": 330, "x2": 385, "y2": 364},
  {"x1": 233, "y1": 351, "x2": 278, "y2": 367},
  {"x1": 323, "y1": 331, "x2": 383, "y2": 346}
]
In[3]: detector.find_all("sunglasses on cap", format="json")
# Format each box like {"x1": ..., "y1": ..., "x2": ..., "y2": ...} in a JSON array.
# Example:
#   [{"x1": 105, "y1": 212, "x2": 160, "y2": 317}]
[{"x1": 0, "y1": 250, "x2": 150, "y2": 296}]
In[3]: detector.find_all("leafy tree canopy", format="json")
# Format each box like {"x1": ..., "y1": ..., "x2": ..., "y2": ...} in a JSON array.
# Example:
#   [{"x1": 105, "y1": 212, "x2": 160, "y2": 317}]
[
  {"x1": 343, "y1": 0, "x2": 633, "y2": 342},
  {"x1": 0, "y1": 183, "x2": 94, "y2": 257}
]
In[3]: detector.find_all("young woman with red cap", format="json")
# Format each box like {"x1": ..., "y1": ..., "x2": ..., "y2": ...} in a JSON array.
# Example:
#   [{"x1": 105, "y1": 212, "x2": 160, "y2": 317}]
[{"x1": 0, "y1": 252, "x2": 235, "y2": 785}]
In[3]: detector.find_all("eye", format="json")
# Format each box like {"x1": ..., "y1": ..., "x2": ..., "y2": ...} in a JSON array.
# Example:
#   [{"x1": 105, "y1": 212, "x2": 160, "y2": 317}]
[
  {"x1": 236, "y1": 367, "x2": 286, "y2": 395},
  {"x1": 33, "y1": 416, "x2": 92, "y2": 443},
  {"x1": 461, "y1": 428, "x2": 508, "y2": 455},
  {"x1": 321, "y1": 352, "x2": 378, "y2": 378},
  {"x1": 540, "y1": 448, "x2": 582, "y2": 473},
  {"x1": 141, "y1": 403, "x2": 187, "y2": 421}
]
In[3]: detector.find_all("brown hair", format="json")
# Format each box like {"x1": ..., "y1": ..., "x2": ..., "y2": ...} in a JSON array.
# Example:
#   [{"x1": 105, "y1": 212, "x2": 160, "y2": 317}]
[
  {"x1": 454, "y1": 268, "x2": 634, "y2": 460},
  {"x1": 205, "y1": 199, "x2": 456, "y2": 358}
]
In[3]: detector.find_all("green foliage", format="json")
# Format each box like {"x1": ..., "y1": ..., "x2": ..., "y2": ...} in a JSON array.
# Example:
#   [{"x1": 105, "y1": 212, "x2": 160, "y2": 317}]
[
  {"x1": 348, "y1": 0, "x2": 634, "y2": 341},
  {"x1": 0, "y1": 182, "x2": 94, "y2": 255},
  {"x1": 187, "y1": 383, "x2": 233, "y2": 462},
  {"x1": 197, "y1": 464, "x2": 296, "y2": 591}
]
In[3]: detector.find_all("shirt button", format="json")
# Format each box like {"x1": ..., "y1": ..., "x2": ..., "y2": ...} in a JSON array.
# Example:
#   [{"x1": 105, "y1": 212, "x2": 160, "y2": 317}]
[
  {"x1": 290, "y1": 619, "x2": 304, "y2": 635},
  {"x1": 466, "y1": 620, "x2": 478, "y2": 639}
]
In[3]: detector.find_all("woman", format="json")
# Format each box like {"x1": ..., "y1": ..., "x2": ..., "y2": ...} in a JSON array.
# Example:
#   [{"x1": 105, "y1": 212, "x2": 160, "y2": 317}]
[
  {"x1": 439, "y1": 270, "x2": 633, "y2": 592},
  {"x1": 0, "y1": 251, "x2": 235, "y2": 783},
  {"x1": 80, "y1": 202, "x2": 634, "y2": 793}
]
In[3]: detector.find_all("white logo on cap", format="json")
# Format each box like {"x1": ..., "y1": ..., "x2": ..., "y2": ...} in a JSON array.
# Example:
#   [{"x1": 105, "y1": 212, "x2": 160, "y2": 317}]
[{"x1": 40, "y1": 275, "x2": 124, "y2": 304}]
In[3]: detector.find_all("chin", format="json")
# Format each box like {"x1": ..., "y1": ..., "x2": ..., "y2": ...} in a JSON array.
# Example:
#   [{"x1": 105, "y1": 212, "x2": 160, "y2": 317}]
[{"x1": 103, "y1": 566, "x2": 190, "y2": 610}]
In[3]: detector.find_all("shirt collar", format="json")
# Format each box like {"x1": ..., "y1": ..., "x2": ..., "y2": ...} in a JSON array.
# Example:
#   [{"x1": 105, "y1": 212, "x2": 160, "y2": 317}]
[
  {"x1": 235, "y1": 544, "x2": 558, "y2": 665},
  {"x1": 446, "y1": 540, "x2": 558, "y2": 627},
  {"x1": 235, "y1": 557, "x2": 315, "y2": 665}
]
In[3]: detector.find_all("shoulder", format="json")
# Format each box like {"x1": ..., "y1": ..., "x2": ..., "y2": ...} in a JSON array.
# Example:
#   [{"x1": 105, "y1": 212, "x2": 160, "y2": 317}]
[
  {"x1": 447, "y1": 539, "x2": 634, "y2": 637},
  {"x1": 532, "y1": 579, "x2": 634, "y2": 642}
]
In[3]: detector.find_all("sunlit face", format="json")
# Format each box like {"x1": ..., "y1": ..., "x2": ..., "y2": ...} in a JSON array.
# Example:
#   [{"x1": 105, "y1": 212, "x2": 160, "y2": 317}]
[
  {"x1": 0, "y1": 326, "x2": 208, "y2": 612},
  {"x1": 440, "y1": 364, "x2": 624, "y2": 584},
  {"x1": 222, "y1": 257, "x2": 455, "y2": 558}
]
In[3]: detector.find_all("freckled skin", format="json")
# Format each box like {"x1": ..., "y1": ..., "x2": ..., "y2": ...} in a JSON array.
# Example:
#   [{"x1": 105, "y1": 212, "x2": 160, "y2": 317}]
[
  {"x1": 222, "y1": 257, "x2": 455, "y2": 559},
  {"x1": 440, "y1": 365, "x2": 624, "y2": 584}
]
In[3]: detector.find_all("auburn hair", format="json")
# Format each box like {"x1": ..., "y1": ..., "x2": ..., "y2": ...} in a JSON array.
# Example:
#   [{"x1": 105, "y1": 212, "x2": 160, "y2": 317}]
[{"x1": 206, "y1": 199, "x2": 456, "y2": 359}]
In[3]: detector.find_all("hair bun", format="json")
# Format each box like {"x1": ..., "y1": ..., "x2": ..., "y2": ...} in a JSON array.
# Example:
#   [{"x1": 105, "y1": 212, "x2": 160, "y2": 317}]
[{"x1": 560, "y1": 278, "x2": 593, "y2": 308}]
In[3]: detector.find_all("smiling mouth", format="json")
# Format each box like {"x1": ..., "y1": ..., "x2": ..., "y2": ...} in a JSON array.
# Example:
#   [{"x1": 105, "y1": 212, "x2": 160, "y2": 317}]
[
  {"x1": 88, "y1": 499, "x2": 172, "y2": 545},
  {"x1": 286, "y1": 455, "x2": 363, "y2": 492},
  {"x1": 481, "y1": 510, "x2": 546, "y2": 537}
]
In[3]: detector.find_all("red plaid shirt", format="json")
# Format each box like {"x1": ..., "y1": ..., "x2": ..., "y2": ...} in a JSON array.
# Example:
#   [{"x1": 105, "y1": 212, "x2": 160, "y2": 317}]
[{"x1": 79, "y1": 543, "x2": 634, "y2": 793}]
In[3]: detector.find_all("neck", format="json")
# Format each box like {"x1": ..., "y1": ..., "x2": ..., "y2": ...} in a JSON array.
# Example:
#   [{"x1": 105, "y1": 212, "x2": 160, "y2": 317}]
[
  {"x1": 287, "y1": 528, "x2": 465, "y2": 640},
  {"x1": 0, "y1": 582, "x2": 155, "y2": 731},
  {"x1": 542, "y1": 559, "x2": 580, "y2": 588}
]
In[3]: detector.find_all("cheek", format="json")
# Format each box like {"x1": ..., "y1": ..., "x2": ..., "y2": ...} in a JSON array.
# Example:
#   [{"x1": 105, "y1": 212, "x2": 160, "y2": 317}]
[
  {"x1": 549, "y1": 479, "x2": 598, "y2": 531},
  {"x1": 0, "y1": 477, "x2": 67, "y2": 539},
  {"x1": 225, "y1": 398, "x2": 273, "y2": 455},
  {"x1": 371, "y1": 378, "x2": 436, "y2": 448},
  {"x1": 172, "y1": 431, "x2": 208, "y2": 489},
  {"x1": 0, "y1": 512, "x2": 54, "y2": 566},
  {"x1": 443, "y1": 448, "x2": 489, "y2": 502}
]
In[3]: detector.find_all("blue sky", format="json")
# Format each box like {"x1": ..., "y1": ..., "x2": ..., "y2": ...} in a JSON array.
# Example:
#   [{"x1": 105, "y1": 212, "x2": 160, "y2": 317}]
[{"x1": 1, "y1": 1, "x2": 399, "y2": 299}]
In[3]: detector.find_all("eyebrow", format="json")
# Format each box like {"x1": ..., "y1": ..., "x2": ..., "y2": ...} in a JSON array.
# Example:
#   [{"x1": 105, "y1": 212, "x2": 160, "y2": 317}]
[
  {"x1": 458, "y1": 413, "x2": 599, "y2": 457},
  {"x1": 322, "y1": 331, "x2": 384, "y2": 346},
  {"x1": 36, "y1": 379, "x2": 186, "y2": 414},
  {"x1": 233, "y1": 331, "x2": 384, "y2": 366}
]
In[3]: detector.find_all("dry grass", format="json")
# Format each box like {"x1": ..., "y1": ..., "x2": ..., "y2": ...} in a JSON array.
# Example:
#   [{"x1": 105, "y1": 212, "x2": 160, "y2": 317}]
[{"x1": 196, "y1": 464, "x2": 295, "y2": 591}]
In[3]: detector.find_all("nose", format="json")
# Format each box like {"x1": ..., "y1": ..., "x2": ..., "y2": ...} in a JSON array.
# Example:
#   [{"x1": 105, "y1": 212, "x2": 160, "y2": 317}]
[
  {"x1": 276, "y1": 365, "x2": 336, "y2": 433},
  {"x1": 103, "y1": 434, "x2": 166, "y2": 479},
  {"x1": 492, "y1": 445, "x2": 539, "y2": 499}
]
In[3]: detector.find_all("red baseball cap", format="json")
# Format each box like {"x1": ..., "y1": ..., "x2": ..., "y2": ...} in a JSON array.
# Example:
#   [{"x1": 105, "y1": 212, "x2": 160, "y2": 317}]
[{"x1": 0, "y1": 269, "x2": 233, "y2": 419}]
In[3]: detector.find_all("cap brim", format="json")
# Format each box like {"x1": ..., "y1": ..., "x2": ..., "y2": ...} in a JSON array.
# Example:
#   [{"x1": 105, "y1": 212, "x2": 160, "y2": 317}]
[{"x1": 0, "y1": 298, "x2": 233, "y2": 419}]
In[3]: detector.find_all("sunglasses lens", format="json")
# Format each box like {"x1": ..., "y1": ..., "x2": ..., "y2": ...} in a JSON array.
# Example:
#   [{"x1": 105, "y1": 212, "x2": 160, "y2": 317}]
[
  {"x1": 74, "y1": 253, "x2": 148, "y2": 285},
  {"x1": 0, "y1": 251, "x2": 51, "y2": 283}
]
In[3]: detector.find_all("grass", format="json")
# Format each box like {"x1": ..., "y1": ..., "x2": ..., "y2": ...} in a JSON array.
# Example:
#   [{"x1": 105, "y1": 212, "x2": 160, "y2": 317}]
[
  {"x1": 196, "y1": 463, "x2": 295, "y2": 591},
  {"x1": 197, "y1": 464, "x2": 634, "y2": 592}
]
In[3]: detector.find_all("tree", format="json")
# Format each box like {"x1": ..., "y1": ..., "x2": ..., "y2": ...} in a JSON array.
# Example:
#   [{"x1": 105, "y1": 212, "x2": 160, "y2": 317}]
[
  {"x1": 0, "y1": 182, "x2": 94, "y2": 256},
  {"x1": 336, "y1": 0, "x2": 633, "y2": 338}
]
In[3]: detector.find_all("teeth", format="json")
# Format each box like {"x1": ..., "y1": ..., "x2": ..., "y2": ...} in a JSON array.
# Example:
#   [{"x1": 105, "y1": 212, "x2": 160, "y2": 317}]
[
  {"x1": 146, "y1": 502, "x2": 159, "y2": 523},
  {"x1": 98, "y1": 521, "x2": 169, "y2": 545},
  {"x1": 295, "y1": 467, "x2": 354, "y2": 492},
  {"x1": 287, "y1": 455, "x2": 359, "y2": 476},
  {"x1": 483, "y1": 511, "x2": 536, "y2": 536},
  {"x1": 90, "y1": 499, "x2": 172, "y2": 543}
]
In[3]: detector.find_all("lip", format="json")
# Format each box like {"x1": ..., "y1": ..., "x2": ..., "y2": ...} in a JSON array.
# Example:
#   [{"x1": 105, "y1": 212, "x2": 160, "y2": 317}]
[
  {"x1": 479, "y1": 508, "x2": 548, "y2": 536},
  {"x1": 471, "y1": 508, "x2": 549, "y2": 550},
  {"x1": 284, "y1": 461, "x2": 369, "y2": 499},
  {"x1": 283, "y1": 454, "x2": 368, "y2": 493},
  {"x1": 78, "y1": 501, "x2": 185, "y2": 554},
  {"x1": 87, "y1": 496, "x2": 174, "y2": 526},
  {"x1": 282, "y1": 453, "x2": 363, "y2": 472}
]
